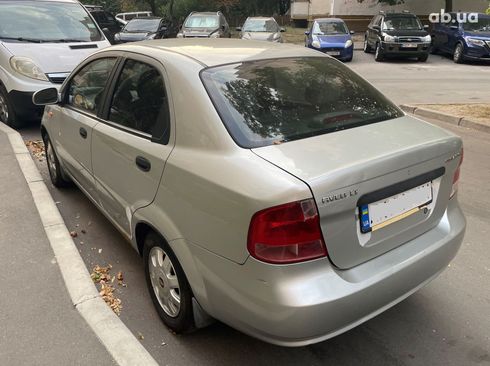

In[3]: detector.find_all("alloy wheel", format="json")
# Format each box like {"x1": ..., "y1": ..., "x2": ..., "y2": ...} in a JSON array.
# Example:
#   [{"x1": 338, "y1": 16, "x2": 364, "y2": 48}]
[{"x1": 148, "y1": 246, "x2": 181, "y2": 318}]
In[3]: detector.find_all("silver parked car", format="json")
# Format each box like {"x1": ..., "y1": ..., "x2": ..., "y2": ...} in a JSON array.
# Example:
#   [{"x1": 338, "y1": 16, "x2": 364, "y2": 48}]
[
  {"x1": 237, "y1": 17, "x2": 285, "y2": 42},
  {"x1": 34, "y1": 39, "x2": 465, "y2": 346}
]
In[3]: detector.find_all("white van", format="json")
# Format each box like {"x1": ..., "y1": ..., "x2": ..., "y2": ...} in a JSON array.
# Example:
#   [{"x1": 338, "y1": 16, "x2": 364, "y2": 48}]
[{"x1": 0, "y1": 0, "x2": 111, "y2": 128}]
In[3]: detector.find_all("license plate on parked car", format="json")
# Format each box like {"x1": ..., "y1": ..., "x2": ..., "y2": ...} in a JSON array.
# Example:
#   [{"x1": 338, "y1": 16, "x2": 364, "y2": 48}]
[
  {"x1": 326, "y1": 51, "x2": 341, "y2": 56},
  {"x1": 359, "y1": 182, "x2": 433, "y2": 233},
  {"x1": 402, "y1": 43, "x2": 418, "y2": 48}
]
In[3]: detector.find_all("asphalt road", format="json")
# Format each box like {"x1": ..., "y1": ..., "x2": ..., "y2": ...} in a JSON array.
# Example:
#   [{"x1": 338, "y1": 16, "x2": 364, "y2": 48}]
[
  {"x1": 348, "y1": 50, "x2": 490, "y2": 105},
  {"x1": 20, "y1": 53, "x2": 490, "y2": 365}
]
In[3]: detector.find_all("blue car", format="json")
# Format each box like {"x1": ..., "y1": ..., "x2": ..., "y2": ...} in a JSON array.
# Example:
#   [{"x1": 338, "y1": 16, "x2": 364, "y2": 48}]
[
  {"x1": 431, "y1": 12, "x2": 490, "y2": 63},
  {"x1": 305, "y1": 18, "x2": 354, "y2": 62}
]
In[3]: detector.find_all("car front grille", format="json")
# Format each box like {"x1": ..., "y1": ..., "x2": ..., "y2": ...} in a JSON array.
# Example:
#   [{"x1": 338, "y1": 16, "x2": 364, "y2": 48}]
[
  {"x1": 46, "y1": 72, "x2": 70, "y2": 84},
  {"x1": 397, "y1": 37, "x2": 422, "y2": 43},
  {"x1": 321, "y1": 47, "x2": 343, "y2": 52}
]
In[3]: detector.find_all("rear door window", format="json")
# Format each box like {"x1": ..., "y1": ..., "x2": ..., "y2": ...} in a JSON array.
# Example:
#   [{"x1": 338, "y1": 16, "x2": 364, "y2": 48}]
[
  {"x1": 107, "y1": 59, "x2": 170, "y2": 140},
  {"x1": 201, "y1": 57, "x2": 403, "y2": 148}
]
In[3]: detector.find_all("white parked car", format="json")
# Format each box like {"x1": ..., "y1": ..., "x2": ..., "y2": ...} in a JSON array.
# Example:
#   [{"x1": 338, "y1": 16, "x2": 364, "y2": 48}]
[{"x1": 0, "y1": 0, "x2": 111, "y2": 128}]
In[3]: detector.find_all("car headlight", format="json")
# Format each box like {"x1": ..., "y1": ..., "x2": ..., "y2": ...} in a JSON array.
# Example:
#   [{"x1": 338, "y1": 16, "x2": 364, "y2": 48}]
[
  {"x1": 242, "y1": 33, "x2": 252, "y2": 40},
  {"x1": 466, "y1": 37, "x2": 485, "y2": 47},
  {"x1": 114, "y1": 33, "x2": 121, "y2": 41},
  {"x1": 383, "y1": 34, "x2": 396, "y2": 42},
  {"x1": 9, "y1": 56, "x2": 48, "y2": 81},
  {"x1": 312, "y1": 40, "x2": 321, "y2": 48},
  {"x1": 345, "y1": 39, "x2": 353, "y2": 48},
  {"x1": 422, "y1": 35, "x2": 431, "y2": 43},
  {"x1": 210, "y1": 33, "x2": 220, "y2": 38},
  {"x1": 146, "y1": 33, "x2": 157, "y2": 40},
  {"x1": 177, "y1": 33, "x2": 184, "y2": 38}
]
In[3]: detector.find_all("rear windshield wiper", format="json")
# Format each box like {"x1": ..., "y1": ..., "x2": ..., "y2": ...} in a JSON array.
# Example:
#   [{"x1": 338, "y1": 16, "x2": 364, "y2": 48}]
[{"x1": 0, "y1": 36, "x2": 44, "y2": 43}]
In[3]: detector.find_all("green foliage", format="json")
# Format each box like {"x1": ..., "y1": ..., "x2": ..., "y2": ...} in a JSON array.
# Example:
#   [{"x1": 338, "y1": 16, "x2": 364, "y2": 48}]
[{"x1": 81, "y1": 0, "x2": 289, "y2": 23}]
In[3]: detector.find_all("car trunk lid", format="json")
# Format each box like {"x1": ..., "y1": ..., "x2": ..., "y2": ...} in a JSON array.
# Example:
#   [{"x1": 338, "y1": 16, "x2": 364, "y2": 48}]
[{"x1": 252, "y1": 116, "x2": 462, "y2": 269}]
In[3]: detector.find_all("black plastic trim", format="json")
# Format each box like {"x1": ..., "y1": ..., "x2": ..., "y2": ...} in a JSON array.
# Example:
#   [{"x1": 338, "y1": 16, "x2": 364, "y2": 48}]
[{"x1": 357, "y1": 166, "x2": 446, "y2": 207}]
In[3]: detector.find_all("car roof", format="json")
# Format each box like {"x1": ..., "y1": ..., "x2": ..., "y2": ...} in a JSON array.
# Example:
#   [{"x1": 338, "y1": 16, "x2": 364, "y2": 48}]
[
  {"x1": 0, "y1": 0, "x2": 79, "y2": 2},
  {"x1": 314, "y1": 18, "x2": 346, "y2": 23},
  {"x1": 189, "y1": 12, "x2": 219, "y2": 16},
  {"x1": 246, "y1": 16, "x2": 275, "y2": 20},
  {"x1": 109, "y1": 39, "x2": 321, "y2": 67},
  {"x1": 384, "y1": 13, "x2": 417, "y2": 18}
]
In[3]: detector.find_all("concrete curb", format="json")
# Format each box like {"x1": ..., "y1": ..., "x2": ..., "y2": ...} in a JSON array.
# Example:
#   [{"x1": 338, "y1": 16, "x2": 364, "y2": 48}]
[
  {"x1": 0, "y1": 123, "x2": 159, "y2": 366},
  {"x1": 400, "y1": 104, "x2": 490, "y2": 134}
]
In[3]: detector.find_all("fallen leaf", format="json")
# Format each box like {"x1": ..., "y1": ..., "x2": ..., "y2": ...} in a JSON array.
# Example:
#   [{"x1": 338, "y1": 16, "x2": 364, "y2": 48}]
[
  {"x1": 25, "y1": 140, "x2": 45, "y2": 161},
  {"x1": 137, "y1": 332, "x2": 144, "y2": 340},
  {"x1": 70, "y1": 231, "x2": 78, "y2": 238},
  {"x1": 81, "y1": 229, "x2": 87, "y2": 234}
]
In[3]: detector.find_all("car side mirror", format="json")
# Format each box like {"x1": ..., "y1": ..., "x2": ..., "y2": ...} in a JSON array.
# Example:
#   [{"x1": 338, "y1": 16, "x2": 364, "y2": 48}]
[
  {"x1": 350, "y1": 30, "x2": 355, "y2": 34},
  {"x1": 280, "y1": 27, "x2": 286, "y2": 32},
  {"x1": 373, "y1": 25, "x2": 381, "y2": 31},
  {"x1": 33, "y1": 88, "x2": 59, "y2": 106},
  {"x1": 236, "y1": 27, "x2": 242, "y2": 31},
  {"x1": 304, "y1": 31, "x2": 310, "y2": 35}
]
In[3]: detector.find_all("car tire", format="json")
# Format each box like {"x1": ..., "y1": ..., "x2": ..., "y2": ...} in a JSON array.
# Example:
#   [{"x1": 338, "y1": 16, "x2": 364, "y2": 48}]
[
  {"x1": 374, "y1": 42, "x2": 384, "y2": 61},
  {"x1": 453, "y1": 43, "x2": 465, "y2": 64},
  {"x1": 418, "y1": 54, "x2": 429, "y2": 62},
  {"x1": 0, "y1": 84, "x2": 22, "y2": 129},
  {"x1": 45, "y1": 136, "x2": 71, "y2": 188},
  {"x1": 144, "y1": 231, "x2": 195, "y2": 334},
  {"x1": 345, "y1": 56, "x2": 353, "y2": 62},
  {"x1": 363, "y1": 37, "x2": 372, "y2": 53}
]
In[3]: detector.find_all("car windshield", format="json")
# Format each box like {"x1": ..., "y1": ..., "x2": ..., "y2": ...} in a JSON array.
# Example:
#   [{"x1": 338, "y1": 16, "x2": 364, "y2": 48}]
[
  {"x1": 185, "y1": 15, "x2": 219, "y2": 28},
  {"x1": 313, "y1": 22, "x2": 348, "y2": 35},
  {"x1": 463, "y1": 17, "x2": 490, "y2": 32},
  {"x1": 0, "y1": 1, "x2": 103, "y2": 42},
  {"x1": 201, "y1": 57, "x2": 403, "y2": 148},
  {"x1": 243, "y1": 19, "x2": 279, "y2": 32},
  {"x1": 124, "y1": 18, "x2": 161, "y2": 32},
  {"x1": 383, "y1": 16, "x2": 422, "y2": 30}
]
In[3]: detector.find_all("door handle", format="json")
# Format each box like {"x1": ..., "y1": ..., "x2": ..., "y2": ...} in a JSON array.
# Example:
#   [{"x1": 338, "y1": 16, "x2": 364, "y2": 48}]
[
  {"x1": 79, "y1": 127, "x2": 87, "y2": 139},
  {"x1": 135, "y1": 156, "x2": 151, "y2": 172}
]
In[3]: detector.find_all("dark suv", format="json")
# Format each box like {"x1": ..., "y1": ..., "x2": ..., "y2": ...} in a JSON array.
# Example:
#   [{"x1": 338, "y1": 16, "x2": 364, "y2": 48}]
[
  {"x1": 86, "y1": 5, "x2": 121, "y2": 44},
  {"x1": 364, "y1": 11, "x2": 431, "y2": 62}
]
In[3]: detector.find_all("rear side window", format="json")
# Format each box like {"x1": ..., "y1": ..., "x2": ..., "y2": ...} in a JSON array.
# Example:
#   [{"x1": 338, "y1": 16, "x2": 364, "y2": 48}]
[
  {"x1": 108, "y1": 59, "x2": 170, "y2": 140},
  {"x1": 201, "y1": 57, "x2": 403, "y2": 148},
  {"x1": 68, "y1": 58, "x2": 116, "y2": 114}
]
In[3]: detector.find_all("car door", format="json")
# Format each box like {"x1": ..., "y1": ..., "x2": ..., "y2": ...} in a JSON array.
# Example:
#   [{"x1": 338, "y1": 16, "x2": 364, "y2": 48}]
[
  {"x1": 56, "y1": 56, "x2": 118, "y2": 200},
  {"x1": 368, "y1": 15, "x2": 381, "y2": 47},
  {"x1": 91, "y1": 53, "x2": 174, "y2": 236},
  {"x1": 438, "y1": 13, "x2": 458, "y2": 52}
]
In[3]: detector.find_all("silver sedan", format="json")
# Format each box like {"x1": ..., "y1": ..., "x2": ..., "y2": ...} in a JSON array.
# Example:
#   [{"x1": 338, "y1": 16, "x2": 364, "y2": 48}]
[{"x1": 34, "y1": 39, "x2": 466, "y2": 346}]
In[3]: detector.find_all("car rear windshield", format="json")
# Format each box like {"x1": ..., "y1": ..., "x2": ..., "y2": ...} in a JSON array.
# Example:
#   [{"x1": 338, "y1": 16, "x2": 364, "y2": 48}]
[
  {"x1": 0, "y1": 1, "x2": 103, "y2": 42},
  {"x1": 201, "y1": 57, "x2": 403, "y2": 148}
]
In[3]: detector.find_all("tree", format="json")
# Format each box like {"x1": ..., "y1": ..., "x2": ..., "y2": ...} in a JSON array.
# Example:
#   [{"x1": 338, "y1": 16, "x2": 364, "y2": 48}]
[{"x1": 357, "y1": 0, "x2": 453, "y2": 12}]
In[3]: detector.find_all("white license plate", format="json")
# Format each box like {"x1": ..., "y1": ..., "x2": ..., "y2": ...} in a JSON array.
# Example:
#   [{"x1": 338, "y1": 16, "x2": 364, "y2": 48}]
[
  {"x1": 359, "y1": 182, "x2": 433, "y2": 233},
  {"x1": 402, "y1": 43, "x2": 418, "y2": 48},
  {"x1": 326, "y1": 51, "x2": 340, "y2": 56}
]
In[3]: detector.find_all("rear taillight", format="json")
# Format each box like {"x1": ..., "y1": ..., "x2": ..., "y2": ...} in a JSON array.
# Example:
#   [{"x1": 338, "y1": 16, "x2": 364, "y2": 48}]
[
  {"x1": 450, "y1": 148, "x2": 464, "y2": 199},
  {"x1": 247, "y1": 199, "x2": 327, "y2": 264}
]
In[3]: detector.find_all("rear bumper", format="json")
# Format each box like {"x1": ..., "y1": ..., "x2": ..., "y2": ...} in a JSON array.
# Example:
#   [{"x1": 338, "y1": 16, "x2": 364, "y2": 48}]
[
  {"x1": 381, "y1": 41, "x2": 430, "y2": 56},
  {"x1": 188, "y1": 198, "x2": 465, "y2": 346}
]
